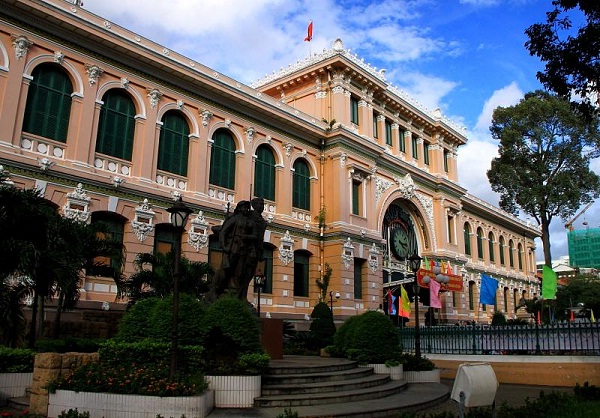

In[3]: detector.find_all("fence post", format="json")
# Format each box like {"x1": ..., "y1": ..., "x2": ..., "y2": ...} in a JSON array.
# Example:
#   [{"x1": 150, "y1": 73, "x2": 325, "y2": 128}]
[
  {"x1": 535, "y1": 321, "x2": 541, "y2": 354},
  {"x1": 471, "y1": 322, "x2": 477, "y2": 354}
]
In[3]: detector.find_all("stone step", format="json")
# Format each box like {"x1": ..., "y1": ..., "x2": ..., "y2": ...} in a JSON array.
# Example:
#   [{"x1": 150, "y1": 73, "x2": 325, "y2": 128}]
[
  {"x1": 262, "y1": 372, "x2": 391, "y2": 395},
  {"x1": 255, "y1": 379, "x2": 408, "y2": 407},
  {"x1": 7, "y1": 395, "x2": 29, "y2": 411},
  {"x1": 266, "y1": 356, "x2": 358, "y2": 375},
  {"x1": 263, "y1": 364, "x2": 375, "y2": 385}
]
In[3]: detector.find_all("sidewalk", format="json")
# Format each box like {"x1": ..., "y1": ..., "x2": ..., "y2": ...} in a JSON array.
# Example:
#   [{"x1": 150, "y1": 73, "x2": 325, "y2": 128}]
[{"x1": 419, "y1": 379, "x2": 572, "y2": 415}]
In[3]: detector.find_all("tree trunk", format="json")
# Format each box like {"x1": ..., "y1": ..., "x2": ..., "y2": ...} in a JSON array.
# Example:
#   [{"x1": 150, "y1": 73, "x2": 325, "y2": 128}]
[
  {"x1": 28, "y1": 292, "x2": 38, "y2": 348},
  {"x1": 53, "y1": 291, "x2": 64, "y2": 338},
  {"x1": 541, "y1": 219, "x2": 552, "y2": 267},
  {"x1": 36, "y1": 294, "x2": 45, "y2": 341}
]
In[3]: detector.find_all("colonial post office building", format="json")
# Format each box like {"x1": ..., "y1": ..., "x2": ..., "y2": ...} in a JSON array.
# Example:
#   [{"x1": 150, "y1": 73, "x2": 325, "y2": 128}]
[{"x1": 0, "y1": 0, "x2": 541, "y2": 326}]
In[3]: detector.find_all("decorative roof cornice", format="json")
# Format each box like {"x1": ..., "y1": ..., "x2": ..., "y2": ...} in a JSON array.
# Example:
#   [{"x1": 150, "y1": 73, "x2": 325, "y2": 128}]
[{"x1": 252, "y1": 38, "x2": 466, "y2": 137}]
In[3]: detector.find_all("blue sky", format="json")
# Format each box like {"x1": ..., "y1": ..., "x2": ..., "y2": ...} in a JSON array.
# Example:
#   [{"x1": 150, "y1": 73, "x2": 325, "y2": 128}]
[{"x1": 81, "y1": 0, "x2": 599, "y2": 262}]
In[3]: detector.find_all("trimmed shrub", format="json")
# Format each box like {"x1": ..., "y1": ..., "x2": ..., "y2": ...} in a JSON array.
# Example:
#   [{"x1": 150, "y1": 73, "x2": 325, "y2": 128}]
[
  {"x1": 116, "y1": 294, "x2": 205, "y2": 345},
  {"x1": 201, "y1": 296, "x2": 263, "y2": 374},
  {"x1": 0, "y1": 346, "x2": 35, "y2": 372},
  {"x1": 332, "y1": 311, "x2": 400, "y2": 363},
  {"x1": 309, "y1": 302, "x2": 336, "y2": 349},
  {"x1": 35, "y1": 338, "x2": 103, "y2": 353}
]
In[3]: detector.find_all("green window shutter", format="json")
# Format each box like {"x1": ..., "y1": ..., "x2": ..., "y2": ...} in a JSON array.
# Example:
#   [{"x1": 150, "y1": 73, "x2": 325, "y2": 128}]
[
  {"x1": 354, "y1": 259, "x2": 363, "y2": 299},
  {"x1": 477, "y1": 228, "x2": 484, "y2": 259},
  {"x1": 499, "y1": 238, "x2": 505, "y2": 265},
  {"x1": 488, "y1": 234, "x2": 495, "y2": 262},
  {"x1": 254, "y1": 145, "x2": 276, "y2": 201},
  {"x1": 292, "y1": 159, "x2": 310, "y2": 210},
  {"x1": 399, "y1": 130, "x2": 406, "y2": 152},
  {"x1": 96, "y1": 90, "x2": 136, "y2": 160},
  {"x1": 209, "y1": 130, "x2": 236, "y2": 189},
  {"x1": 509, "y1": 241, "x2": 514, "y2": 267},
  {"x1": 373, "y1": 116, "x2": 378, "y2": 138},
  {"x1": 464, "y1": 223, "x2": 471, "y2": 256},
  {"x1": 385, "y1": 121, "x2": 392, "y2": 145},
  {"x1": 293, "y1": 252, "x2": 309, "y2": 297},
  {"x1": 443, "y1": 150, "x2": 449, "y2": 172},
  {"x1": 424, "y1": 142, "x2": 430, "y2": 165},
  {"x1": 412, "y1": 136, "x2": 419, "y2": 159},
  {"x1": 22, "y1": 63, "x2": 73, "y2": 142},
  {"x1": 158, "y1": 111, "x2": 189, "y2": 176},
  {"x1": 350, "y1": 97, "x2": 359, "y2": 125},
  {"x1": 153, "y1": 224, "x2": 177, "y2": 255},
  {"x1": 262, "y1": 246, "x2": 273, "y2": 294},
  {"x1": 352, "y1": 181, "x2": 360, "y2": 215}
]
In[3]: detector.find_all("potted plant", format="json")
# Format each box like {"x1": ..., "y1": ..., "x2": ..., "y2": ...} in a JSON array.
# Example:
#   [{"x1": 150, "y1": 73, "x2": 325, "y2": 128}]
[{"x1": 400, "y1": 353, "x2": 440, "y2": 383}]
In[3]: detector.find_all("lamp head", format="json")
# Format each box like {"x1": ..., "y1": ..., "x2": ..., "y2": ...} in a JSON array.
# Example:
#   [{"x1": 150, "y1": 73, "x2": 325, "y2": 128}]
[
  {"x1": 167, "y1": 198, "x2": 193, "y2": 229},
  {"x1": 408, "y1": 253, "x2": 422, "y2": 273}
]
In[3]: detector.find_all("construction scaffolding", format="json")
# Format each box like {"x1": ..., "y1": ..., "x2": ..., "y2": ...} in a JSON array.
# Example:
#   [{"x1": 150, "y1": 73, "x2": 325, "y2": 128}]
[{"x1": 568, "y1": 227, "x2": 600, "y2": 269}]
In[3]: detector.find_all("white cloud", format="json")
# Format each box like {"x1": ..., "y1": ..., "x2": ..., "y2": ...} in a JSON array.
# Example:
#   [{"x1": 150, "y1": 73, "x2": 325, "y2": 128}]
[{"x1": 474, "y1": 82, "x2": 523, "y2": 133}]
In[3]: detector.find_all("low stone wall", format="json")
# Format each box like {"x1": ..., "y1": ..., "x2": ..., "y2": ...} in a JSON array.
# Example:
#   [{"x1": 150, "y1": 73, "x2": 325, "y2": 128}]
[
  {"x1": 0, "y1": 372, "x2": 33, "y2": 405},
  {"x1": 30, "y1": 352, "x2": 99, "y2": 416},
  {"x1": 429, "y1": 354, "x2": 600, "y2": 387},
  {"x1": 48, "y1": 390, "x2": 214, "y2": 418}
]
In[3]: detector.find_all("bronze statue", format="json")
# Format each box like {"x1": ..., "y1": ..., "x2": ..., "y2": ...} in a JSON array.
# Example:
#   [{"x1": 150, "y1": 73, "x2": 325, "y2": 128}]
[{"x1": 209, "y1": 198, "x2": 266, "y2": 301}]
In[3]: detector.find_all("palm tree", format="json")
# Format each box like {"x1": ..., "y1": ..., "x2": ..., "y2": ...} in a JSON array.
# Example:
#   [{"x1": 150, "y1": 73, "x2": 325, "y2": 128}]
[
  {"x1": 118, "y1": 251, "x2": 212, "y2": 307},
  {"x1": 0, "y1": 276, "x2": 33, "y2": 347}
]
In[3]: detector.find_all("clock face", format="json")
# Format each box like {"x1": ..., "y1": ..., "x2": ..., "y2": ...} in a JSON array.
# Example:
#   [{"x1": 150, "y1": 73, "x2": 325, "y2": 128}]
[{"x1": 391, "y1": 227, "x2": 410, "y2": 259}]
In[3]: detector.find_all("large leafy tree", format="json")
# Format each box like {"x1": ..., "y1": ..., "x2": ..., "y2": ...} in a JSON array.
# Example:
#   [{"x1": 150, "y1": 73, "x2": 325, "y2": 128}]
[
  {"x1": 487, "y1": 90, "x2": 600, "y2": 266},
  {"x1": 525, "y1": 1, "x2": 600, "y2": 118}
]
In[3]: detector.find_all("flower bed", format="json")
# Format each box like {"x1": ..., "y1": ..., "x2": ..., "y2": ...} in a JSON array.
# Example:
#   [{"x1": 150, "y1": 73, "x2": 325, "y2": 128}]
[
  {"x1": 0, "y1": 372, "x2": 33, "y2": 405},
  {"x1": 47, "y1": 389, "x2": 214, "y2": 418}
]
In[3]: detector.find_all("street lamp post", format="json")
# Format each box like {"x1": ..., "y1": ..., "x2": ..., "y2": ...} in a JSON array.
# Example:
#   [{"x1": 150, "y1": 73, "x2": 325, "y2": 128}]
[
  {"x1": 329, "y1": 290, "x2": 340, "y2": 311},
  {"x1": 253, "y1": 275, "x2": 266, "y2": 317},
  {"x1": 408, "y1": 253, "x2": 423, "y2": 359},
  {"x1": 167, "y1": 197, "x2": 193, "y2": 380}
]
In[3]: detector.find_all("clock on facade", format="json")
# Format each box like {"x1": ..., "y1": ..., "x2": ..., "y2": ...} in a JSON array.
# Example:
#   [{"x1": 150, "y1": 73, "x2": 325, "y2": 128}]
[{"x1": 391, "y1": 227, "x2": 410, "y2": 259}]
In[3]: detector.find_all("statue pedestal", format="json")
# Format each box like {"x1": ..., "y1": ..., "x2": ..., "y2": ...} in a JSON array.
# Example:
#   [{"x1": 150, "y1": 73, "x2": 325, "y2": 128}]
[{"x1": 260, "y1": 318, "x2": 283, "y2": 359}]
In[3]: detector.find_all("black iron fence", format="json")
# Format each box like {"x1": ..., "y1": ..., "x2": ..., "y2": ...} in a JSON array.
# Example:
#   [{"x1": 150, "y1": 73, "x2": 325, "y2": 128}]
[{"x1": 399, "y1": 322, "x2": 600, "y2": 355}]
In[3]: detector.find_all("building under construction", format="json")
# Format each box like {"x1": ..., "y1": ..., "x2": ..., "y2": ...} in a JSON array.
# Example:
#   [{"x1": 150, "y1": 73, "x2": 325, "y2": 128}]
[{"x1": 568, "y1": 227, "x2": 600, "y2": 270}]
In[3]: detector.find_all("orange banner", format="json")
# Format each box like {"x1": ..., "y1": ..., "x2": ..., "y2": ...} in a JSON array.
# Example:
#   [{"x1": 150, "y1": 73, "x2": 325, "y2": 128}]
[{"x1": 416, "y1": 269, "x2": 463, "y2": 292}]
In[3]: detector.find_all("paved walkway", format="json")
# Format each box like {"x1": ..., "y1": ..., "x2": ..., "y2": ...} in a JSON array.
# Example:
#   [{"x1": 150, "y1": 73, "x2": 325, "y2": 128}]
[
  {"x1": 206, "y1": 378, "x2": 573, "y2": 417},
  {"x1": 417, "y1": 379, "x2": 572, "y2": 416}
]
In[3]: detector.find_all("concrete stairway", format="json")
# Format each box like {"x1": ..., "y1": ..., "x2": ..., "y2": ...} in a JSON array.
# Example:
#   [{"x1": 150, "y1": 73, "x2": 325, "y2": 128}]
[{"x1": 237, "y1": 356, "x2": 449, "y2": 418}]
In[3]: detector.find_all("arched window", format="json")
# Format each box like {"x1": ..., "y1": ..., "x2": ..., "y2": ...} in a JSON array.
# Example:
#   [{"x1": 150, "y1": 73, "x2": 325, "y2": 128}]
[
  {"x1": 254, "y1": 145, "x2": 276, "y2": 201},
  {"x1": 292, "y1": 158, "x2": 311, "y2": 210},
  {"x1": 96, "y1": 89, "x2": 136, "y2": 160},
  {"x1": 509, "y1": 240, "x2": 515, "y2": 268},
  {"x1": 209, "y1": 129, "x2": 236, "y2": 189},
  {"x1": 476, "y1": 227, "x2": 484, "y2": 259},
  {"x1": 157, "y1": 110, "x2": 189, "y2": 176},
  {"x1": 22, "y1": 63, "x2": 73, "y2": 142},
  {"x1": 504, "y1": 287, "x2": 509, "y2": 312},
  {"x1": 463, "y1": 223, "x2": 472, "y2": 256},
  {"x1": 518, "y1": 243, "x2": 524, "y2": 270},
  {"x1": 488, "y1": 232, "x2": 495, "y2": 263},
  {"x1": 88, "y1": 212, "x2": 125, "y2": 278},
  {"x1": 499, "y1": 236, "x2": 506, "y2": 265},
  {"x1": 293, "y1": 251, "x2": 310, "y2": 297}
]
